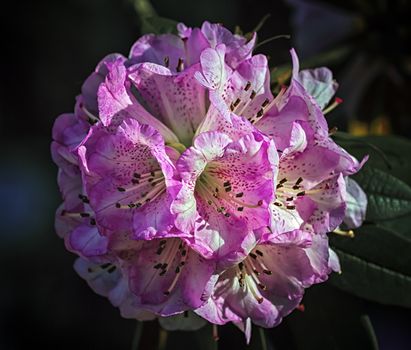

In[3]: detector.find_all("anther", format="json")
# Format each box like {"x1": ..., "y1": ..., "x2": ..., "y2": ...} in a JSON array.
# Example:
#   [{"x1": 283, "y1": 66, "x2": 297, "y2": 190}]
[
  {"x1": 78, "y1": 194, "x2": 89, "y2": 203},
  {"x1": 258, "y1": 283, "x2": 267, "y2": 291},
  {"x1": 296, "y1": 177, "x2": 303, "y2": 185},
  {"x1": 237, "y1": 207, "x2": 244, "y2": 211},
  {"x1": 263, "y1": 269, "x2": 272, "y2": 275},
  {"x1": 133, "y1": 173, "x2": 141, "y2": 178},
  {"x1": 256, "y1": 250, "x2": 263, "y2": 257},
  {"x1": 235, "y1": 192, "x2": 244, "y2": 198},
  {"x1": 233, "y1": 98, "x2": 241, "y2": 107},
  {"x1": 256, "y1": 108, "x2": 264, "y2": 118},
  {"x1": 107, "y1": 266, "x2": 116, "y2": 273},
  {"x1": 156, "y1": 248, "x2": 164, "y2": 255},
  {"x1": 177, "y1": 58, "x2": 184, "y2": 72},
  {"x1": 279, "y1": 178, "x2": 288, "y2": 184},
  {"x1": 297, "y1": 191, "x2": 305, "y2": 197},
  {"x1": 117, "y1": 187, "x2": 126, "y2": 192},
  {"x1": 115, "y1": 203, "x2": 121, "y2": 208},
  {"x1": 90, "y1": 218, "x2": 96, "y2": 226},
  {"x1": 250, "y1": 90, "x2": 257, "y2": 99},
  {"x1": 244, "y1": 81, "x2": 251, "y2": 91},
  {"x1": 80, "y1": 212, "x2": 90, "y2": 218},
  {"x1": 274, "y1": 202, "x2": 282, "y2": 207},
  {"x1": 257, "y1": 200, "x2": 263, "y2": 206},
  {"x1": 164, "y1": 56, "x2": 169, "y2": 68},
  {"x1": 225, "y1": 186, "x2": 232, "y2": 192},
  {"x1": 261, "y1": 98, "x2": 270, "y2": 108},
  {"x1": 286, "y1": 205, "x2": 296, "y2": 210},
  {"x1": 223, "y1": 181, "x2": 230, "y2": 187},
  {"x1": 154, "y1": 263, "x2": 162, "y2": 269},
  {"x1": 250, "y1": 253, "x2": 257, "y2": 260}
]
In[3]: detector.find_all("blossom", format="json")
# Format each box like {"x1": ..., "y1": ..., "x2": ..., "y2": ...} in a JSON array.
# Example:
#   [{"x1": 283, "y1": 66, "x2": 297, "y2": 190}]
[
  {"x1": 196, "y1": 230, "x2": 338, "y2": 342},
  {"x1": 51, "y1": 20, "x2": 366, "y2": 341}
]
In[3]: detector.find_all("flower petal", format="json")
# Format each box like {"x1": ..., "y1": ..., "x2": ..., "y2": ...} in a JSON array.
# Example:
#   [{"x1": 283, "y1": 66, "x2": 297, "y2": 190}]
[
  {"x1": 298, "y1": 67, "x2": 338, "y2": 109},
  {"x1": 343, "y1": 177, "x2": 367, "y2": 228},
  {"x1": 129, "y1": 33, "x2": 185, "y2": 72},
  {"x1": 81, "y1": 118, "x2": 177, "y2": 238},
  {"x1": 127, "y1": 238, "x2": 217, "y2": 316},
  {"x1": 129, "y1": 62, "x2": 207, "y2": 145}
]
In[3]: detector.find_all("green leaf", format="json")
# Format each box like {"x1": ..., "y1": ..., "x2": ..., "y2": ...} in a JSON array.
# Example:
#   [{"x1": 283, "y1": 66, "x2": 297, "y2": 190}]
[
  {"x1": 334, "y1": 133, "x2": 411, "y2": 184},
  {"x1": 329, "y1": 225, "x2": 411, "y2": 308},
  {"x1": 131, "y1": 0, "x2": 178, "y2": 35},
  {"x1": 283, "y1": 284, "x2": 379, "y2": 350},
  {"x1": 354, "y1": 166, "x2": 411, "y2": 221},
  {"x1": 139, "y1": 16, "x2": 178, "y2": 35}
]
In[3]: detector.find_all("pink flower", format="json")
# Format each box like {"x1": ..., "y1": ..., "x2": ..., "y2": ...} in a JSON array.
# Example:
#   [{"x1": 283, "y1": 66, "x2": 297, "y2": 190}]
[{"x1": 51, "y1": 20, "x2": 366, "y2": 339}]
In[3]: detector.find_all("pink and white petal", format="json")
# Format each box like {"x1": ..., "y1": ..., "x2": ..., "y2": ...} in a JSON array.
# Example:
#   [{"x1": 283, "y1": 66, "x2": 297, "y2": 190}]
[
  {"x1": 74, "y1": 258, "x2": 120, "y2": 297},
  {"x1": 298, "y1": 174, "x2": 347, "y2": 233},
  {"x1": 343, "y1": 177, "x2": 367, "y2": 229},
  {"x1": 269, "y1": 202, "x2": 304, "y2": 235},
  {"x1": 194, "y1": 45, "x2": 229, "y2": 91},
  {"x1": 328, "y1": 248, "x2": 341, "y2": 273},
  {"x1": 127, "y1": 239, "x2": 216, "y2": 316},
  {"x1": 279, "y1": 145, "x2": 340, "y2": 189},
  {"x1": 227, "y1": 54, "x2": 273, "y2": 121},
  {"x1": 195, "y1": 104, "x2": 257, "y2": 141},
  {"x1": 97, "y1": 58, "x2": 132, "y2": 125},
  {"x1": 67, "y1": 223, "x2": 109, "y2": 258},
  {"x1": 255, "y1": 96, "x2": 310, "y2": 151},
  {"x1": 180, "y1": 27, "x2": 210, "y2": 67},
  {"x1": 82, "y1": 53, "x2": 126, "y2": 114},
  {"x1": 297, "y1": 67, "x2": 338, "y2": 109},
  {"x1": 129, "y1": 33, "x2": 185, "y2": 72},
  {"x1": 192, "y1": 197, "x2": 258, "y2": 268},
  {"x1": 129, "y1": 63, "x2": 207, "y2": 145},
  {"x1": 200, "y1": 22, "x2": 256, "y2": 68}
]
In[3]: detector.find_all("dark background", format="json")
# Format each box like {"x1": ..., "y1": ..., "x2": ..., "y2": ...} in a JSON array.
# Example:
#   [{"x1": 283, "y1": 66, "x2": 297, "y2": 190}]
[{"x1": 1, "y1": 0, "x2": 410, "y2": 349}]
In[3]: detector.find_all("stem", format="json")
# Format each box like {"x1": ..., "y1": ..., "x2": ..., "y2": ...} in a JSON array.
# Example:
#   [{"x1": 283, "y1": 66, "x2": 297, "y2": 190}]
[
  {"x1": 131, "y1": 321, "x2": 143, "y2": 350},
  {"x1": 131, "y1": 0, "x2": 156, "y2": 17},
  {"x1": 158, "y1": 328, "x2": 168, "y2": 350},
  {"x1": 212, "y1": 325, "x2": 219, "y2": 350},
  {"x1": 259, "y1": 327, "x2": 268, "y2": 350}
]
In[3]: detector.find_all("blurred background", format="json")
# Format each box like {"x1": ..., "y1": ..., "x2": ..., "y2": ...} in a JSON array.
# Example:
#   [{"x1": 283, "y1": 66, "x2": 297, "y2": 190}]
[{"x1": 1, "y1": 0, "x2": 410, "y2": 349}]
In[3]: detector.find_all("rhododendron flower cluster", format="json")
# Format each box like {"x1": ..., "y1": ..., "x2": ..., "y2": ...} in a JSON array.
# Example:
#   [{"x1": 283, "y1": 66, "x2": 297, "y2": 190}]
[{"x1": 52, "y1": 21, "x2": 367, "y2": 341}]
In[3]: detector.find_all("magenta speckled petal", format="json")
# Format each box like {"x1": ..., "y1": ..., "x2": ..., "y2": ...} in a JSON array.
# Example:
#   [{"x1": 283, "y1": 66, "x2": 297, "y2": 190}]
[
  {"x1": 172, "y1": 131, "x2": 277, "y2": 267},
  {"x1": 80, "y1": 118, "x2": 178, "y2": 239}
]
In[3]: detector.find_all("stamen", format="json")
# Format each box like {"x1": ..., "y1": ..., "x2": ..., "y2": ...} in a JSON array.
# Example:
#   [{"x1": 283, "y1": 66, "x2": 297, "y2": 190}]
[
  {"x1": 328, "y1": 126, "x2": 338, "y2": 135},
  {"x1": 233, "y1": 98, "x2": 241, "y2": 108},
  {"x1": 333, "y1": 228, "x2": 355, "y2": 238},
  {"x1": 212, "y1": 324, "x2": 219, "y2": 342},
  {"x1": 81, "y1": 106, "x2": 99, "y2": 124},
  {"x1": 164, "y1": 56, "x2": 169, "y2": 68},
  {"x1": 176, "y1": 58, "x2": 184, "y2": 72},
  {"x1": 323, "y1": 97, "x2": 343, "y2": 114},
  {"x1": 78, "y1": 194, "x2": 89, "y2": 203}
]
